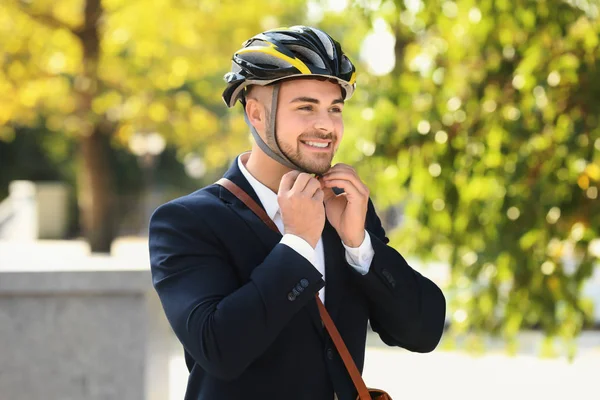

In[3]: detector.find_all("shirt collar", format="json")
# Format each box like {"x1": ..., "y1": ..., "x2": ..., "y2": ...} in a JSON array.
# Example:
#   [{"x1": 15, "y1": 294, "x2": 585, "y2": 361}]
[{"x1": 237, "y1": 152, "x2": 280, "y2": 220}]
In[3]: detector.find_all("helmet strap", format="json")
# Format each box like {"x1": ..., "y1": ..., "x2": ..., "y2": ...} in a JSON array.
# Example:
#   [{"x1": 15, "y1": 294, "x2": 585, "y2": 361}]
[{"x1": 244, "y1": 83, "x2": 305, "y2": 171}]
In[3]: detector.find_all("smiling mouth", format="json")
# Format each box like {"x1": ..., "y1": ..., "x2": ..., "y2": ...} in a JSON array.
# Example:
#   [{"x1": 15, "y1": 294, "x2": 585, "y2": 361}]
[{"x1": 299, "y1": 139, "x2": 332, "y2": 149}]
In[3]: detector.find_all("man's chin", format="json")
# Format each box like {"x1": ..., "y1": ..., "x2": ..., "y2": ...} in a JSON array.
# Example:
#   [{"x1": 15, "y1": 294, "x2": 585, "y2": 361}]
[
  {"x1": 300, "y1": 162, "x2": 331, "y2": 175},
  {"x1": 283, "y1": 150, "x2": 333, "y2": 174}
]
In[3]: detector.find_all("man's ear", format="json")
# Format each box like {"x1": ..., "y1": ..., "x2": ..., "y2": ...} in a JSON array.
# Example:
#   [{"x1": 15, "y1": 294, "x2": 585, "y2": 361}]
[{"x1": 245, "y1": 98, "x2": 266, "y2": 134}]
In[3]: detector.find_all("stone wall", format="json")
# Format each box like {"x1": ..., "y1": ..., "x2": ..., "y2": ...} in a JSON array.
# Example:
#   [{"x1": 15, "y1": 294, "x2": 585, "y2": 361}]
[{"x1": 0, "y1": 263, "x2": 172, "y2": 400}]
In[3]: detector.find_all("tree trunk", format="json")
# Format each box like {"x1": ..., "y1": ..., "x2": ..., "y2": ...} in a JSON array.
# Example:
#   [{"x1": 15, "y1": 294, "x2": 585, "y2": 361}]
[
  {"x1": 80, "y1": 127, "x2": 115, "y2": 252},
  {"x1": 76, "y1": 0, "x2": 117, "y2": 253}
]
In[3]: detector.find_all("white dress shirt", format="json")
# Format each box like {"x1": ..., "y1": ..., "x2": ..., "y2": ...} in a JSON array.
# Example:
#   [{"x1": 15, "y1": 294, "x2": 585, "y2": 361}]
[{"x1": 238, "y1": 154, "x2": 375, "y2": 303}]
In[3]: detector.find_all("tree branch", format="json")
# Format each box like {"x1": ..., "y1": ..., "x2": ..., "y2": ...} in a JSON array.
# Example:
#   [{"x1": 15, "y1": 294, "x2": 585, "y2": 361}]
[{"x1": 6, "y1": 0, "x2": 82, "y2": 35}]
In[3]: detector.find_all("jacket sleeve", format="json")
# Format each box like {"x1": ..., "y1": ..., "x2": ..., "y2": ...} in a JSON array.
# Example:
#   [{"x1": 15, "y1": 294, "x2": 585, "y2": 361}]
[
  {"x1": 149, "y1": 200, "x2": 325, "y2": 380},
  {"x1": 350, "y1": 199, "x2": 446, "y2": 353}
]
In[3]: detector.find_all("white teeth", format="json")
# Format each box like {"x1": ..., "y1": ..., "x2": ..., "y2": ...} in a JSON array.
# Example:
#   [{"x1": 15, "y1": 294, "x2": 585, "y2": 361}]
[{"x1": 305, "y1": 141, "x2": 328, "y2": 148}]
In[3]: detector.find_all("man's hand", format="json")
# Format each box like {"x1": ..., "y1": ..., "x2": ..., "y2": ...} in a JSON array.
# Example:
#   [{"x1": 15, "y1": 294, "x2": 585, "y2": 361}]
[
  {"x1": 278, "y1": 171, "x2": 325, "y2": 248},
  {"x1": 319, "y1": 164, "x2": 369, "y2": 247}
]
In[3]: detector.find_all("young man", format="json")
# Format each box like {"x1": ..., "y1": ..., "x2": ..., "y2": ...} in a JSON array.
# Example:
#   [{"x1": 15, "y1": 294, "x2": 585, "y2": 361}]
[{"x1": 149, "y1": 26, "x2": 446, "y2": 400}]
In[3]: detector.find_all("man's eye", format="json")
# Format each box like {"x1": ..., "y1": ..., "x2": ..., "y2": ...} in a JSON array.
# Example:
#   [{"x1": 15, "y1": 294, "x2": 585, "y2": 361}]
[
  {"x1": 299, "y1": 106, "x2": 313, "y2": 111},
  {"x1": 330, "y1": 107, "x2": 343, "y2": 113}
]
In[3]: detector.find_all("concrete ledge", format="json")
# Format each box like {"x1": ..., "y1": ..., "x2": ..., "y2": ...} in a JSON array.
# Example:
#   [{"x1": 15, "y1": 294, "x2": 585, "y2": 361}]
[
  {"x1": 0, "y1": 260, "x2": 171, "y2": 400},
  {"x1": 0, "y1": 269, "x2": 152, "y2": 294}
]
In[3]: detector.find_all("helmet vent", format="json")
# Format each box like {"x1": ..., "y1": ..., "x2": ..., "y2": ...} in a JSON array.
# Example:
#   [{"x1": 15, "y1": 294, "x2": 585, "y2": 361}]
[
  {"x1": 268, "y1": 33, "x2": 298, "y2": 42},
  {"x1": 244, "y1": 38, "x2": 271, "y2": 48},
  {"x1": 340, "y1": 56, "x2": 353, "y2": 73},
  {"x1": 287, "y1": 45, "x2": 327, "y2": 70},
  {"x1": 313, "y1": 28, "x2": 335, "y2": 60},
  {"x1": 239, "y1": 52, "x2": 293, "y2": 69}
]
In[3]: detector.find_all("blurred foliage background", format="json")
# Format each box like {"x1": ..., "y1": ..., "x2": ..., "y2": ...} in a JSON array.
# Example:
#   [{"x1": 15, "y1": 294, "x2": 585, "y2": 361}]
[{"x1": 1, "y1": 0, "x2": 599, "y2": 356}]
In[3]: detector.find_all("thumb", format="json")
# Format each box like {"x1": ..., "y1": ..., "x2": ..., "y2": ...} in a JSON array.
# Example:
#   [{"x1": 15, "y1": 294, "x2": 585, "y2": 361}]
[
  {"x1": 318, "y1": 177, "x2": 336, "y2": 203},
  {"x1": 322, "y1": 187, "x2": 337, "y2": 204}
]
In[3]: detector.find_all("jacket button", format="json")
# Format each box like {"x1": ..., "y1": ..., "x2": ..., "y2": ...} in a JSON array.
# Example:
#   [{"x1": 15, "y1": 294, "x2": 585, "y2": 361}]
[
  {"x1": 295, "y1": 283, "x2": 304, "y2": 292},
  {"x1": 326, "y1": 348, "x2": 334, "y2": 360},
  {"x1": 287, "y1": 292, "x2": 296, "y2": 301},
  {"x1": 300, "y1": 278, "x2": 309, "y2": 288}
]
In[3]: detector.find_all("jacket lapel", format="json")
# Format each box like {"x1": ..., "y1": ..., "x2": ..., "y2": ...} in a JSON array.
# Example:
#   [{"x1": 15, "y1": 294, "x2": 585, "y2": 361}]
[{"x1": 218, "y1": 156, "x2": 282, "y2": 251}]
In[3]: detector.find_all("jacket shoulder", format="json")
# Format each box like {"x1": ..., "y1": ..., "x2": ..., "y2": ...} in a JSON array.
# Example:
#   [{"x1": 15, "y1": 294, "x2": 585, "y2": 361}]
[
  {"x1": 150, "y1": 184, "x2": 228, "y2": 224},
  {"x1": 168, "y1": 184, "x2": 221, "y2": 209}
]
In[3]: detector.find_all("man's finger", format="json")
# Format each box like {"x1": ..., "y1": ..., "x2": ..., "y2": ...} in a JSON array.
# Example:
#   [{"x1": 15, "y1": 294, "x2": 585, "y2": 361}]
[
  {"x1": 322, "y1": 168, "x2": 360, "y2": 182},
  {"x1": 313, "y1": 188, "x2": 325, "y2": 201},
  {"x1": 322, "y1": 187, "x2": 338, "y2": 203},
  {"x1": 303, "y1": 177, "x2": 322, "y2": 197},
  {"x1": 321, "y1": 171, "x2": 359, "y2": 181},
  {"x1": 279, "y1": 170, "x2": 301, "y2": 192},
  {"x1": 321, "y1": 179, "x2": 364, "y2": 199},
  {"x1": 290, "y1": 172, "x2": 313, "y2": 194},
  {"x1": 325, "y1": 163, "x2": 356, "y2": 174},
  {"x1": 321, "y1": 172, "x2": 368, "y2": 196}
]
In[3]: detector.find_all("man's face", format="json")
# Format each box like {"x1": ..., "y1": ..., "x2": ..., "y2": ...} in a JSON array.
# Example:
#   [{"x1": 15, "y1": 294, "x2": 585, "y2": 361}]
[{"x1": 268, "y1": 79, "x2": 345, "y2": 175}]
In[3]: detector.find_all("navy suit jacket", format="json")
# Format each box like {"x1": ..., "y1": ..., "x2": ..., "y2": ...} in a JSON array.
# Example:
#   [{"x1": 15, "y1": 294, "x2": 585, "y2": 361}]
[{"x1": 149, "y1": 156, "x2": 446, "y2": 400}]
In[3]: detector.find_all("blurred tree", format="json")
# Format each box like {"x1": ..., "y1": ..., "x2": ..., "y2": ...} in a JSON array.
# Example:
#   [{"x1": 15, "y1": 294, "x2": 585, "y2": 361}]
[
  {"x1": 323, "y1": 0, "x2": 600, "y2": 355},
  {"x1": 0, "y1": 0, "x2": 305, "y2": 251},
  {"x1": 2, "y1": 0, "x2": 599, "y2": 353}
]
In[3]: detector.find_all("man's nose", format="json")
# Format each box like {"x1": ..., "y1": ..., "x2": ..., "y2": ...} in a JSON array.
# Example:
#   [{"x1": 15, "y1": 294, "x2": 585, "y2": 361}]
[{"x1": 314, "y1": 110, "x2": 335, "y2": 132}]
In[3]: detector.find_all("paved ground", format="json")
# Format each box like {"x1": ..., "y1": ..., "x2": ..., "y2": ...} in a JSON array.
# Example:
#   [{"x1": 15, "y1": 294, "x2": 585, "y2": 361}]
[{"x1": 168, "y1": 331, "x2": 600, "y2": 400}]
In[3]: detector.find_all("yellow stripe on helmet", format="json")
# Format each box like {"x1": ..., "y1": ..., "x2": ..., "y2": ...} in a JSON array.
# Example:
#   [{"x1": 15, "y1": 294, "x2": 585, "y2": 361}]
[
  {"x1": 349, "y1": 71, "x2": 357, "y2": 85},
  {"x1": 237, "y1": 44, "x2": 312, "y2": 75}
]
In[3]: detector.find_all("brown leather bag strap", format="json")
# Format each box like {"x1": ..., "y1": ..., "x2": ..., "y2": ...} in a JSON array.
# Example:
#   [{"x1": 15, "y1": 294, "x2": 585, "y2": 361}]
[
  {"x1": 316, "y1": 296, "x2": 371, "y2": 400},
  {"x1": 216, "y1": 178, "x2": 280, "y2": 234},
  {"x1": 216, "y1": 177, "x2": 372, "y2": 400}
]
